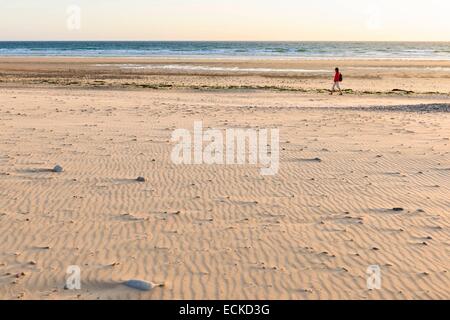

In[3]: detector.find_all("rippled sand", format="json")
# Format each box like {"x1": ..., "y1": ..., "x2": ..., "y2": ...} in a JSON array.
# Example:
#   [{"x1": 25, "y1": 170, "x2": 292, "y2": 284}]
[{"x1": 0, "y1": 58, "x2": 449, "y2": 300}]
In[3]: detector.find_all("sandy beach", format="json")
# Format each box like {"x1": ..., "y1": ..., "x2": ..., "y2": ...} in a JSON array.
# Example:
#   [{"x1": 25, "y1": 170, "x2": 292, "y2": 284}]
[
  {"x1": 0, "y1": 57, "x2": 449, "y2": 300},
  {"x1": 1, "y1": 56, "x2": 450, "y2": 95}
]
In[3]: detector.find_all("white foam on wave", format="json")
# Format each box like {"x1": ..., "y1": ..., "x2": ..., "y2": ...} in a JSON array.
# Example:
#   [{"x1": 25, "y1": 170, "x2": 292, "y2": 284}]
[{"x1": 95, "y1": 64, "x2": 330, "y2": 73}]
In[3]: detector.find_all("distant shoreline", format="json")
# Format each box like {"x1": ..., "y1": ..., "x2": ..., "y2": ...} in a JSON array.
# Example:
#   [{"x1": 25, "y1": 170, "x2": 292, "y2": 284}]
[
  {"x1": 2, "y1": 55, "x2": 450, "y2": 62},
  {"x1": 1, "y1": 56, "x2": 450, "y2": 97}
]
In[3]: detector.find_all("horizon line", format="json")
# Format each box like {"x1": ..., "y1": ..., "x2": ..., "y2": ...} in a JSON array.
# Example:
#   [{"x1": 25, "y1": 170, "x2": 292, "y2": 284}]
[{"x1": 1, "y1": 40, "x2": 450, "y2": 43}]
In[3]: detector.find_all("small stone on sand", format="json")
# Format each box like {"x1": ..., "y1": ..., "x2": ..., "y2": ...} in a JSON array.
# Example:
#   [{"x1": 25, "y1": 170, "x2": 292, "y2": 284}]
[
  {"x1": 52, "y1": 165, "x2": 63, "y2": 173},
  {"x1": 124, "y1": 279, "x2": 163, "y2": 291}
]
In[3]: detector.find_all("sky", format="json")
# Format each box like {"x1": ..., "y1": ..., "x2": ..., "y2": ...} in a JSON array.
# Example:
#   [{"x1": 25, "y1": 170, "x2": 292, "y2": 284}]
[{"x1": 1, "y1": 0, "x2": 449, "y2": 41}]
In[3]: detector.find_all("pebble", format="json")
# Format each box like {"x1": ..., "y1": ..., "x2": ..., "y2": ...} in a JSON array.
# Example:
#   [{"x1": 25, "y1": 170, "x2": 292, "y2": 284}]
[
  {"x1": 124, "y1": 279, "x2": 163, "y2": 291},
  {"x1": 52, "y1": 165, "x2": 63, "y2": 173},
  {"x1": 136, "y1": 176, "x2": 146, "y2": 182}
]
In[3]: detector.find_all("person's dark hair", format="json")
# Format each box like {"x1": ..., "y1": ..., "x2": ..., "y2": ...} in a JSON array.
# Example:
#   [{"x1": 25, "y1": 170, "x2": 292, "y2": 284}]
[{"x1": 335, "y1": 67, "x2": 339, "y2": 72}]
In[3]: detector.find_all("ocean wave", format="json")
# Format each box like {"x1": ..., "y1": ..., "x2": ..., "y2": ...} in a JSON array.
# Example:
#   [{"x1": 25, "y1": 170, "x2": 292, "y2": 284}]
[{"x1": 1, "y1": 41, "x2": 450, "y2": 60}]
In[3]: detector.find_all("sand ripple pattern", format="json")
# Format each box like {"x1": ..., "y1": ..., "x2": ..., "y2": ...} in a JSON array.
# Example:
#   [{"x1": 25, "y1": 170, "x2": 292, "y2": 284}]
[{"x1": 0, "y1": 89, "x2": 448, "y2": 300}]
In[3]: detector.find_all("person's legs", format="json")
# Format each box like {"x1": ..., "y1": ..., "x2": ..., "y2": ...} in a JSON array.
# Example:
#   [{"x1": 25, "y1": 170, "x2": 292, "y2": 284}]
[
  {"x1": 330, "y1": 82, "x2": 337, "y2": 95},
  {"x1": 336, "y1": 81, "x2": 343, "y2": 95}
]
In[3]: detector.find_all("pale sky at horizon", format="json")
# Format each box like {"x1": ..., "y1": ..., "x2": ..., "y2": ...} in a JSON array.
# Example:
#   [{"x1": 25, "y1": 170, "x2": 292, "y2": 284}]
[{"x1": 1, "y1": 0, "x2": 449, "y2": 41}]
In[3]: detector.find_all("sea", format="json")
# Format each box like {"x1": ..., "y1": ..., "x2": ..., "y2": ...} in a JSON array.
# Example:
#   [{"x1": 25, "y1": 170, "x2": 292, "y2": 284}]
[{"x1": 0, "y1": 41, "x2": 449, "y2": 60}]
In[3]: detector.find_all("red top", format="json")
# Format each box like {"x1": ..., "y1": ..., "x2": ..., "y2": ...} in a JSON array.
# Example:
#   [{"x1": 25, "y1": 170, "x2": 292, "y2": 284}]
[{"x1": 334, "y1": 72, "x2": 341, "y2": 82}]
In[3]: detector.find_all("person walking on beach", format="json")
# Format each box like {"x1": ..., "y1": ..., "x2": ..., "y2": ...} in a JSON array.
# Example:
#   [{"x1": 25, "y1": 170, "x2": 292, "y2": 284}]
[{"x1": 330, "y1": 67, "x2": 343, "y2": 95}]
